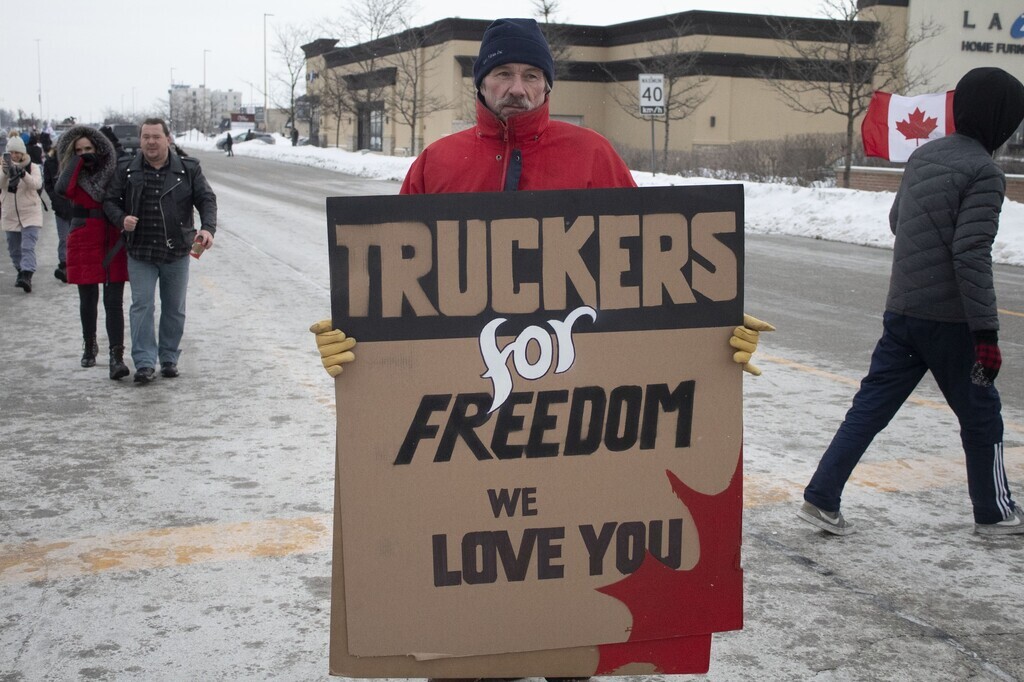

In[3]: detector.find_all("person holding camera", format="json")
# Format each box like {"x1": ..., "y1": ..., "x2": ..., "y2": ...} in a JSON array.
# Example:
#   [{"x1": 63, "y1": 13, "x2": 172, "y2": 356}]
[
  {"x1": 1, "y1": 136, "x2": 44, "y2": 293},
  {"x1": 56, "y1": 126, "x2": 130, "y2": 378}
]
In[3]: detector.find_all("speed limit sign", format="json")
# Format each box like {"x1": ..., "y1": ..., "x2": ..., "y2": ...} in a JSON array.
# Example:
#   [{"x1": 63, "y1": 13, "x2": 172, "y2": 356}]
[{"x1": 639, "y1": 73, "x2": 666, "y2": 115}]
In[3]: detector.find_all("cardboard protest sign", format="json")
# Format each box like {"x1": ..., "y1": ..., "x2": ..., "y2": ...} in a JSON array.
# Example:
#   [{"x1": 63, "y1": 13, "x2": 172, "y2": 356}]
[{"x1": 326, "y1": 185, "x2": 744, "y2": 676}]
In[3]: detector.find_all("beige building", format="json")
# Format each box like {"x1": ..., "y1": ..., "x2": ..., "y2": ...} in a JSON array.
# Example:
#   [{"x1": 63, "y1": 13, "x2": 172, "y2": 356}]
[{"x1": 302, "y1": 2, "x2": 1022, "y2": 158}]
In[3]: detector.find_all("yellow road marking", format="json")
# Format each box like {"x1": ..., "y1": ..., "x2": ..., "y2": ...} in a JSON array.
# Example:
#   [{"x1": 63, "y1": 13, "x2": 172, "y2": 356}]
[
  {"x1": 999, "y1": 308, "x2": 1024, "y2": 319},
  {"x1": 0, "y1": 516, "x2": 331, "y2": 586},
  {"x1": 744, "y1": 447, "x2": 1024, "y2": 508},
  {"x1": 758, "y1": 354, "x2": 1024, "y2": 434}
]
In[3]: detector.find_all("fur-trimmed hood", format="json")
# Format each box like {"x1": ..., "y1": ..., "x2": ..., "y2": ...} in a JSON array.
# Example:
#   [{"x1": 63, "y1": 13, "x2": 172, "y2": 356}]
[{"x1": 55, "y1": 125, "x2": 117, "y2": 202}]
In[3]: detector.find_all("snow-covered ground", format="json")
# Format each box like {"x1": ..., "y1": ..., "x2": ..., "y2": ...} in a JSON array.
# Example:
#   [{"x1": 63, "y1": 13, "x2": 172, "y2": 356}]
[{"x1": 177, "y1": 129, "x2": 1024, "y2": 267}]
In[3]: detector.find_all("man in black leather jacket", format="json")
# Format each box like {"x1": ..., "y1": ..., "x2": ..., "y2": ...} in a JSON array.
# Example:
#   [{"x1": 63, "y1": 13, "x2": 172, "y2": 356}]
[{"x1": 104, "y1": 117, "x2": 218, "y2": 384}]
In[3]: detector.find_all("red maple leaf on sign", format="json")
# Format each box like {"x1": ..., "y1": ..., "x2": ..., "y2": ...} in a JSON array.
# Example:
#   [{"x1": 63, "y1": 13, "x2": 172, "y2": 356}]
[{"x1": 895, "y1": 107, "x2": 939, "y2": 145}]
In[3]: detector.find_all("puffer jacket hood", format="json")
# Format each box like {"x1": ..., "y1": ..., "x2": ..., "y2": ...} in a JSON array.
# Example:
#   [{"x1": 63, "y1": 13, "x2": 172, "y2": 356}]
[
  {"x1": 55, "y1": 125, "x2": 117, "y2": 202},
  {"x1": 953, "y1": 67, "x2": 1024, "y2": 153}
]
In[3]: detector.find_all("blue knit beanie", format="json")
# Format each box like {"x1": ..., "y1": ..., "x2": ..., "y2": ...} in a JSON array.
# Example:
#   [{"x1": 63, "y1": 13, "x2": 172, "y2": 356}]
[{"x1": 473, "y1": 18, "x2": 555, "y2": 89}]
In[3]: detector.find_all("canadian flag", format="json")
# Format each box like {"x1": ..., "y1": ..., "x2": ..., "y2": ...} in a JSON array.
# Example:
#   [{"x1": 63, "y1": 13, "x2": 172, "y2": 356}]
[{"x1": 861, "y1": 91, "x2": 955, "y2": 162}]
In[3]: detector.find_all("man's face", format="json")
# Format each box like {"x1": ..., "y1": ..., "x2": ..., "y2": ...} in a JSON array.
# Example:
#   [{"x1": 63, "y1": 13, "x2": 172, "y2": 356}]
[
  {"x1": 140, "y1": 124, "x2": 170, "y2": 164},
  {"x1": 480, "y1": 63, "x2": 548, "y2": 121}
]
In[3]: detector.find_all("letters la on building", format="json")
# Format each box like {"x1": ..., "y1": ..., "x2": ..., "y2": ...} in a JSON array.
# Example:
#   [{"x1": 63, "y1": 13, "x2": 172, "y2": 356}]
[{"x1": 325, "y1": 185, "x2": 744, "y2": 676}]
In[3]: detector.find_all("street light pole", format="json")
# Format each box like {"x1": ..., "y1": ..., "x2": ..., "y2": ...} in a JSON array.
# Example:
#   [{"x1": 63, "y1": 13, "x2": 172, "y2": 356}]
[
  {"x1": 35, "y1": 39, "x2": 42, "y2": 122},
  {"x1": 168, "y1": 69, "x2": 174, "y2": 131},
  {"x1": 264, "y1": 13, "x2": 274, "y2": 131},
  {"x1": 203, "y1": 49, "x2": 211, "y2": 134},
  {"x1": 169, "y1": 67, "x2": 176, "y2": 131}
]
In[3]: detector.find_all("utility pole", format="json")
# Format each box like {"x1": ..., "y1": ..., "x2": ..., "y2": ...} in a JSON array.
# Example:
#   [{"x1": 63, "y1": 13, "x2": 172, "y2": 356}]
[
  {"x1": 35, "y1": 39, "x2": 42, "y2": 123},
  {"x1": 264, "y1": 13, "x2": 274, "y2": 132},
  {"x1": 203, "y1": 49, "x2": 212, "y2": 134},
  {"x1": 169, "y1": 67, "x2": 176, "y2": 132}
]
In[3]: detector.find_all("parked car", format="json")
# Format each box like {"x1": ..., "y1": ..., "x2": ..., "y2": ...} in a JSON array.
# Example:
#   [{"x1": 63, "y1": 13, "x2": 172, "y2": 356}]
[
  {"x1": 215, "y1": 130, "x2": 275, "y2": 150},
  {"x1": 111, "y1": 124, "x2": 141, "y2": 155}
]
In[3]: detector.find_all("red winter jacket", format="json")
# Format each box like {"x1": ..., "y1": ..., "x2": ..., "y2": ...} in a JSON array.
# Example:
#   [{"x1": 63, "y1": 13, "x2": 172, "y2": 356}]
[
  {"x1": 400, "y1": 98, "x2": 636, "y2": 194},
  {"x1": 63, "y1": 158, "x2": 128, "y2": 285}
]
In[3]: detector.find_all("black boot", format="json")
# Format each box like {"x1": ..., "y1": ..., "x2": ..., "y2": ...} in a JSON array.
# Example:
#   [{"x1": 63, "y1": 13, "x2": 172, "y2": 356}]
[
  {"x1": 54, "y1": 262, "x2": 67, "y2": 282},
  {"x1": 81, "y1": 337, "x2": 99, "y2": 368},
  {"x1": 109, "y1": 345, "x2": 130, "y2": 380},
  {"x1": 15, "y1": 270, "x2": 32, "y2": 293}
]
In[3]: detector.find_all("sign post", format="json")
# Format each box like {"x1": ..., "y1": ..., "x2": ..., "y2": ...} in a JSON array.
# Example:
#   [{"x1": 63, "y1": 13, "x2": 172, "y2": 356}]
[{"x1": 639, "y1": 73, "x2": 666, "y2": 174}]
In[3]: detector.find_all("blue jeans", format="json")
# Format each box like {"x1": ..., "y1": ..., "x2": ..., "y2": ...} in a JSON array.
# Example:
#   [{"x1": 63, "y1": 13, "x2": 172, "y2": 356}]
[
  {"x1": 5, "y1": 226, "x2": 41, "y2": 272},
  {"x1": 804, "y1": 312, "x2": 1012, "y2": 524},
  {"x1": 55, "y1": 215, "x2": 70, "y2": 263},
  {"x1": 126, "y1": 254, "x2": 190, "y2": 369}
]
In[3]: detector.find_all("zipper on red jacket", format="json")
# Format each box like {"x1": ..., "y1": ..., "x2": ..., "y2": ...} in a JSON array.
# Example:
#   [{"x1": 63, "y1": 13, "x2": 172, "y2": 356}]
[
  {"x1": 498, "y1": 122, "x2": 524, "y2": 191},
  {"x1": 498, "y1": 123, "x2": 512, "y2": 191}
]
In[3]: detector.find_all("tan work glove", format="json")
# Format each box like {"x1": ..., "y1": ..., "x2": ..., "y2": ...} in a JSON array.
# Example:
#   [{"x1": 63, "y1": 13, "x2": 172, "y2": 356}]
[
  {"x1": 310, "y1": 319, "x2": 356, "y2": 378},
  {"x1": 730, "y1": 314, "x2": 776, "y2": 376}
]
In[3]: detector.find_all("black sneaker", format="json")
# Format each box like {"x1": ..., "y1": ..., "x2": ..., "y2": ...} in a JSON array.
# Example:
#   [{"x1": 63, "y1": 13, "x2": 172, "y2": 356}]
[
  {"x1": 160, "y1": 362, "x2": 179, "y2": 378},
  {"x1": 134, "y1": 367, "x2": 156, "y2": 384}
]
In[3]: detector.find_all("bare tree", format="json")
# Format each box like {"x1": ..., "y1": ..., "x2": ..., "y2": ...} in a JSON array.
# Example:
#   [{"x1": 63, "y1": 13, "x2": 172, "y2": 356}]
[
  {"x1": 532, "y1": 0, "x2": 572, "y2": 82},
  {"x1": 145, "y1": 99, "x2": 172, "y2": 126},
  {"x1": 271, "y1": 23, "x2": 316, "y2": 134},
  {"x1": 328, "y1": 0, "x2": 412, "y2": 44},
  {"x1": 761, "y1": 0, "x2": 941, "y2": 187},
  {"x1": 318, "y1": 67, "x2": 357, "y2": 147},
  {"x1": 385, "y1": 21, "x2": 457, "y2": 155},
  {"x1": 604, "y1": 16, "x2": 713, "y2": 171},
  {"x1": 101, "y1": 109, "x2": 132, "y2": 125},
  {"x1": 319, "y1": 0, "x2": 417, "y2": 150}
]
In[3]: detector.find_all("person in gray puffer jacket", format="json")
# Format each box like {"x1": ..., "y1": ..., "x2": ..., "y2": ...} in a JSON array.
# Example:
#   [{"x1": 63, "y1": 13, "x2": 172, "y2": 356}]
[{"x1": 799, "y1": 67, "x2": 1024, "y2": 537}]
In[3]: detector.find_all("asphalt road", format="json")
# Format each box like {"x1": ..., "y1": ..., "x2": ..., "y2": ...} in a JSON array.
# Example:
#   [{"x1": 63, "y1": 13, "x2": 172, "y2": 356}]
[{"x1": 1, "y1": 150, "x2": 1021, "y2": 681}]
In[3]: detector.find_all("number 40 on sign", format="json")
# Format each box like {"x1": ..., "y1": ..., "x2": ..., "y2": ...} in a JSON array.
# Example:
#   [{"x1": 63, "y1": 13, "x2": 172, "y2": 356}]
[{"x1": 639, "y1": 73, "x2": 666, "y2": 116}]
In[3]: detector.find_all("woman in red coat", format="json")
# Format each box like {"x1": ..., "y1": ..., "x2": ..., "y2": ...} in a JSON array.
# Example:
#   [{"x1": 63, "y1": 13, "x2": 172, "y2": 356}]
[{"x1": 56, "y1": 126, "x2": 130, "y2": 379}]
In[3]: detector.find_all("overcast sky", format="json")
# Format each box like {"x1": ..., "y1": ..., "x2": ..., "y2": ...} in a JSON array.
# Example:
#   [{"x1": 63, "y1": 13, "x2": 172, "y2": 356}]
[{"x1": 4, "y1": 0, "x2": 825, "y2": 127}]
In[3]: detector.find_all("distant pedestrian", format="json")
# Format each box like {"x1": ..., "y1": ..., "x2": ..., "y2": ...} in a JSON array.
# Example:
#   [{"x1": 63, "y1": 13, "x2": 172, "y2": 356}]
[
  {"x1": 26, "y1": 133, "x2": 43, "y2": 165},
  {"x1": 798, "y1": 67, "x2": 1024, "y2": 537},
  {"x1": 224, "y1": 132, "x2": 233, "y2": 157},
  {"x1": 57, "y1": 126, "x2": 130, "y2": 378},
  {"x1": 42, "y1": 144, "x2": 71, "y2": 282},
  {"x1": 1, "y1": 136, "x2": 44, "y2": 293},
  {"x1": 103, "y1": 118, "x2": 217, "y2": 384},
  {"x1": 99, "y1": 125, "x2": 127, "y2": 160},
  {"x1": 290, "y1": 127, "x2": 299, "y2": 146}
]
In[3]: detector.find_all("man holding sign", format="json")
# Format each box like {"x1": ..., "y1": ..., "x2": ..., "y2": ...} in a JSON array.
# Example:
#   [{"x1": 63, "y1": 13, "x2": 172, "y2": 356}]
[
  {"x1": 315, "y1": 18, "x2": 771, "y2": 375},
  {"x1": 311, "y1": 17, "x2": 772, "y2": 678}
]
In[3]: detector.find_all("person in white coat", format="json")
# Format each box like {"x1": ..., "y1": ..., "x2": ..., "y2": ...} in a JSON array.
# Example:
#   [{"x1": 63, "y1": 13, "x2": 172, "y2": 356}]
[{"x1": 1, "y1": 136, "x2": 44, "y2": 293}]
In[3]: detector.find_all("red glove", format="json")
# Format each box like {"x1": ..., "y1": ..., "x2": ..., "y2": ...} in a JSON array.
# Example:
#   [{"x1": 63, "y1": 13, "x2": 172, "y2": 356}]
[{"x1": 971, "y1": 330, "x2": 1001, "y2": 387}]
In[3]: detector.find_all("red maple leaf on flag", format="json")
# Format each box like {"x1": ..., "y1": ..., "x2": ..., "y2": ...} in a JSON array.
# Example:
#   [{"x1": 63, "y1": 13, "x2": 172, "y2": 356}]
[{"x1": 895, "y1": 107, "x2": 939, "y2": 145}]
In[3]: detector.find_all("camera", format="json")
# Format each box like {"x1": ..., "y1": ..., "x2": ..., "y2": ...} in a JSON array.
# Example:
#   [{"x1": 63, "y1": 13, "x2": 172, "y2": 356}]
[{"x1": 4, "y1": 152, "x2": 22, "y2": 192}]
